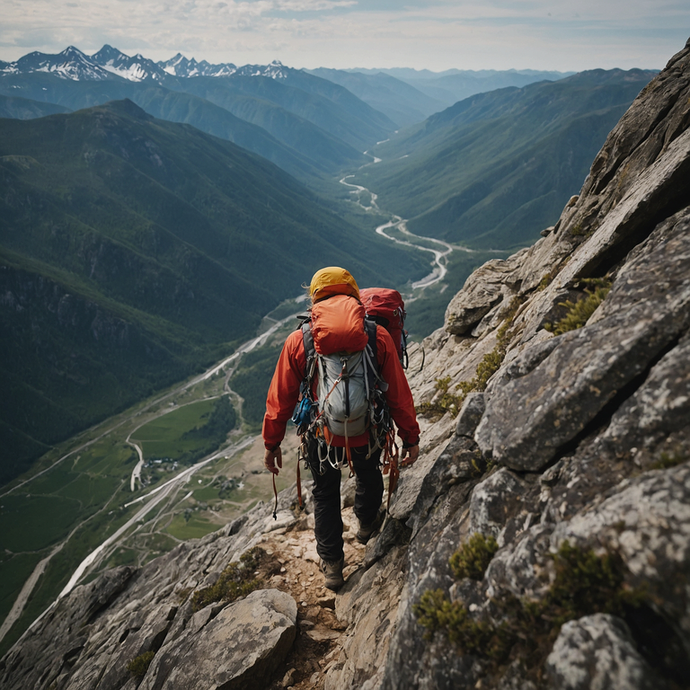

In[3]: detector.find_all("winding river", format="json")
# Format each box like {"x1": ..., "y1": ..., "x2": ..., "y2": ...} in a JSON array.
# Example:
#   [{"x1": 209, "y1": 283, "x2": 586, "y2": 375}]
[{"x1": 340, "y1": 160, "x2": 473, "y2": 291}]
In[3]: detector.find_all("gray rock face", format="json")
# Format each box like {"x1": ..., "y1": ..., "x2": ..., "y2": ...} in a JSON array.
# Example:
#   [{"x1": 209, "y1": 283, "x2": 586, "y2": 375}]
[
  {"x1": 445, "y1": 254, "x2": 523, "y2": 336},
  {"x1": 545, "y1": 615, "x2": 660, "y2": 690},
  {"x1": 476, "y1": 207, "x2": 690, "y2": 471},
  {"x1": 141, "y1": 589, "x2": 296, "y2": 690},
  {"x1": 455, "y1": 392, "x2": 485, "y2": 438},
  {"x1": 546, "y1": 613, "x2": 664, "y2": 690},
  {"x1": 326, "y1": 546, "x2": 408, "y2": 690}
]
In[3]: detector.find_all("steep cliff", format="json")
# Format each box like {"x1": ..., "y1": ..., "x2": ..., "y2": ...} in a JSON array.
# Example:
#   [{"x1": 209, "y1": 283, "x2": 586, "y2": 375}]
[{"x1": 2, "y1": 39, "x2": 690, "y2": 690}]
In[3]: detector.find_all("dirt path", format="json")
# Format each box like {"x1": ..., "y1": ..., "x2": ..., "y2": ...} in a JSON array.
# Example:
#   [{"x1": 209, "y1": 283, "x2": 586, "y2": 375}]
[{"x1": 257, "y1": 503, "x2": 368, "y2": 690}]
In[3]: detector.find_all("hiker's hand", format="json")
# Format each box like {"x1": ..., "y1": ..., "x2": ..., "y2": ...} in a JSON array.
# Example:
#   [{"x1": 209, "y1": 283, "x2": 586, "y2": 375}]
[
  {"x1": 400, "y1": 444, "x2": 419, "y2": 467},
  {"x1": 264, "y1": 446, "x2": 283, "y2": 475}
]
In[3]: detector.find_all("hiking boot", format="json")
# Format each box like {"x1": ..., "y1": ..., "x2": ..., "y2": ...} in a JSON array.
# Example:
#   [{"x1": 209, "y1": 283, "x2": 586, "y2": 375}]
[
  {"x1": 356, "y1": 510, "x2": 385, "y2": 545},
  {"x1": 321, "y1": 557, "x2": 345, "y2": 591}
]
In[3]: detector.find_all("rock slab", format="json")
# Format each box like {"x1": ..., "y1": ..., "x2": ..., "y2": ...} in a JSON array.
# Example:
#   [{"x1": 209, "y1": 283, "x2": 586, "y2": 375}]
[{"x1": 142, "y1": 589, "x2": 297, "y2": 690}]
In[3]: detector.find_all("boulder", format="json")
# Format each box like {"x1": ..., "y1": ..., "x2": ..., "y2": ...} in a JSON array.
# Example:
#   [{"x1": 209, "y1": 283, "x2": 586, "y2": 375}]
[
  {"x1": 545, "y1": 614, "x2": 660, "y2": 690},
  {"x1": 445, "y1": 255, "x2": 523, "y2": 336},
  {"x1": 141, "y1": 589, "x2": 297, "y2": 690}
]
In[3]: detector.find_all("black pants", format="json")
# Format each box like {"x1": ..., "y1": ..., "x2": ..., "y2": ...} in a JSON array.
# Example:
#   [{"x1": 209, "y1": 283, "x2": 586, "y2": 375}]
[{"x1": 307, "y1": 440, "x2": 383, "y2": 562}]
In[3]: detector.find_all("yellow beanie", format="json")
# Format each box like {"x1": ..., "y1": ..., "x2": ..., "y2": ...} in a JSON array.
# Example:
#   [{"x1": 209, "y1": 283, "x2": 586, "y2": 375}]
[{"x1": 309, "y1": 267, "x2": 360, "y2": 303}]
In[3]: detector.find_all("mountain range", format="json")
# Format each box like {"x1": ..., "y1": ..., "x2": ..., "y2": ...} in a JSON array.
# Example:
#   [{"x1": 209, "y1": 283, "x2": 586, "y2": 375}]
[
  {"x1": 0, "y1": 47, "x2": 396, "y2": 188},
  {"x1": 1, "y1": 45, "x2": 574, "y2": 140},
  {"x1": 1, "y1": 45, "x2": 283, "y2": 84},
  {"x1": 0, "y1": 45, "x2": 657, "y2": 484},
  {"x1": 312, "y1": 66, "x2": 573, "y2": 128},
  {"x1": 0, "y1": 99, "x2": 424, "y2": 485}
]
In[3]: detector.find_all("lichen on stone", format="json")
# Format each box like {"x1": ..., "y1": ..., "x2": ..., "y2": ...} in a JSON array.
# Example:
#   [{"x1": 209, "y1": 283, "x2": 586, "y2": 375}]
[{"x1": 191, "y1": 547, "x2": 264, "y2": 612}]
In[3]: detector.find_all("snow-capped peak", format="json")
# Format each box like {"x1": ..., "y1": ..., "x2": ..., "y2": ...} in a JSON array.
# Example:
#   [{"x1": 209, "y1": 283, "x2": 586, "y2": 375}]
[
  {"x1": 157, "y1": 53, "x2": 237, "y2": 78},
  {"x1": 1, "y1": 45, "x2": 295, "y2": 83},
  {"x1": 91, "y1": 46, "x2": 168, "y2": 82},
  {"x1": 9, "y1": 46, "x2": 114, "y2": 81},
  {"x1": 234, "y1": 60, "x2": 291, "y2": 79}
]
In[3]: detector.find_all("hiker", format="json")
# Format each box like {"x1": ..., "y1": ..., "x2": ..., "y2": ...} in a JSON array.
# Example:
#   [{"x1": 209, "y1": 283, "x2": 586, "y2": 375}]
[{"x1": 263, "y1": 267, "x2": 420, "y2": 590}]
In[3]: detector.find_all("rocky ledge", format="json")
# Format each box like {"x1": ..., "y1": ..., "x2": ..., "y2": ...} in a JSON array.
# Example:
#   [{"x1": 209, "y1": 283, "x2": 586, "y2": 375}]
[{"x1": 2, "y1": 38, "x2": 690, "y2": 690}]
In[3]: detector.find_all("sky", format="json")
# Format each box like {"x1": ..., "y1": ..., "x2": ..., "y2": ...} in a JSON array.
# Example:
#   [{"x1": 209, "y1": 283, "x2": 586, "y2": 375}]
[{"x1": 1, "y1": 0, "x2": 688, "y2": 72}]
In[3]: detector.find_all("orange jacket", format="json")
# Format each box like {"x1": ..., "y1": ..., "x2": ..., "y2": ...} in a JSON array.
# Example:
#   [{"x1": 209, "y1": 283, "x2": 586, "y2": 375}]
[{"x1": 262, "y1": 298, "x2": 420, "y2": 450}]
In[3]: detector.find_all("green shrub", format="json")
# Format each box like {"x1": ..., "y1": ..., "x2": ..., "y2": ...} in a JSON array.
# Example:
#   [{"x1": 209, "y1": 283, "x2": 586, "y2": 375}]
[
  {"x1": 413, "y1": 589, "x2": 511, "y2": 660},
  {"x1": 543, "y1": 540, "x2": 644, "y2": 625},
  {"x1": 191, "y1": 547, "x2": 263, "y2": 612},
  {"x1": 416, "y1": 375, "x2": 463, "y2": 418},
  {"x1": 650, "y1": 452, "x2": 687, "y2": 470},
  {"x1": 450, "y1": 534, "x2": 499, "y2": 580},
  {"x1": 127, "y1": 651, "x2": 155, "y2": 678},
  {"x1": 544, "y1": 284, "x2": 610, "y2": 335}
]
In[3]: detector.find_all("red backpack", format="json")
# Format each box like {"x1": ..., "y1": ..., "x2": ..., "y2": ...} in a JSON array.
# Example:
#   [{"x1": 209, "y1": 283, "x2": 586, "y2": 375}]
[{"x1": 360, "y1": 288, "x2": 408, "y2": 369}]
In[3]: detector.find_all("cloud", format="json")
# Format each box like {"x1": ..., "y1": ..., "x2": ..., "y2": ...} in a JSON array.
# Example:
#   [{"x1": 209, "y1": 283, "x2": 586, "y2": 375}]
[{"x1": 0, "y1": 0, "x2": 686, "y2": 69}]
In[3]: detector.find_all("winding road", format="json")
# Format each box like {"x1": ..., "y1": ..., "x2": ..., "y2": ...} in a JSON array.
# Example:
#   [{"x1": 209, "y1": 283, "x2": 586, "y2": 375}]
[
  {"x1": 0, "y1": 311, "x2": 301, "y2": 647},
  {"x1": 64, "y1": 311, "x2": 299, "y2": 596}
]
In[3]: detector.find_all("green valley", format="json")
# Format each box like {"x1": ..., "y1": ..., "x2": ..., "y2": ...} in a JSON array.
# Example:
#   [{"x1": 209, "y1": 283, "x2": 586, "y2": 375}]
[
  {"x1": 0, "y1": 100, "x2": 425, "y2": 484},
  {"x1": 354, "y1": 69, "x2": 656, "y2": 250},
  {"x1": 0, "y1": 308, "x2": 300, "y2": 657}
]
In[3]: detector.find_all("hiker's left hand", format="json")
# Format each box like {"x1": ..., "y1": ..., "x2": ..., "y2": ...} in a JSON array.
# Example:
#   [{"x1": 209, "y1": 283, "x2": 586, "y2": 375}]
[
  {"x1": 400, "y1": 444, "x2": 419, "y2": 467},
  {"x1": 264, "y1": 446, "x2": 283, "y2": 475}
]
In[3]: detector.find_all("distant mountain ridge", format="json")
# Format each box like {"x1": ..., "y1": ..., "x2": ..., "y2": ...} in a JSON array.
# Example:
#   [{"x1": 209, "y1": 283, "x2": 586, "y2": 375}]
[
  {"x1": 341, "y1": 66, "x2": 576, "y2": 109},
  {"x1": 307, "y1": 68, "x2": 446, "y2": 127},
  {"x1": 1, "y1": 47, "x2": 575, "y2": 131},
  {"x1": 0, "y1": 46, "x2": 398, "y2": 185},
  {"x1": 355, "y1": 68, "x2": 657, "y2": 249},
  {"x1": 158, "y1": 52, "x2": 238, "y2": 78},
  {"x1": 3, "y1": 46, "x2": 115, "y2": 81},
  {"x1": 0, "y1": 45, "x2": 301, "y2": 84}
]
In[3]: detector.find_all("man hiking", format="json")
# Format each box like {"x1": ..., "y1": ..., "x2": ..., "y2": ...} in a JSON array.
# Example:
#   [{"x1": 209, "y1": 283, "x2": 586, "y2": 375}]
[{"x1": 263, "y1": 267, "x2": 420, "y2": 591}]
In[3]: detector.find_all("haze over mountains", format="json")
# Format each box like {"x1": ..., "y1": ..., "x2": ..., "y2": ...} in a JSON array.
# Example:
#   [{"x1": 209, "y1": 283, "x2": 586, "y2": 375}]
[
  {"x1": 0, "y1": 44, "x2": 656, "y2": 486},
  {"x1": 355, "y1": 68, "x2": 657, "y2": 249},
  {"x1": 0, "y1": 98, "x2": 425, "y2": 484}
]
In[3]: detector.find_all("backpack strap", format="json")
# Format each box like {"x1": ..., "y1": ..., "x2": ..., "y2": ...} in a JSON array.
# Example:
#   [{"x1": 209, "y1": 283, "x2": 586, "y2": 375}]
[
  {"x1": 290, "y1": 319, "x2": 318, "y2": 435},
  {"x1": 300, "y1": 319, "x2": 317, "y2": 391},
  {"x1": 364, "y1": 317, "x2": 388, "y2": 392}
]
